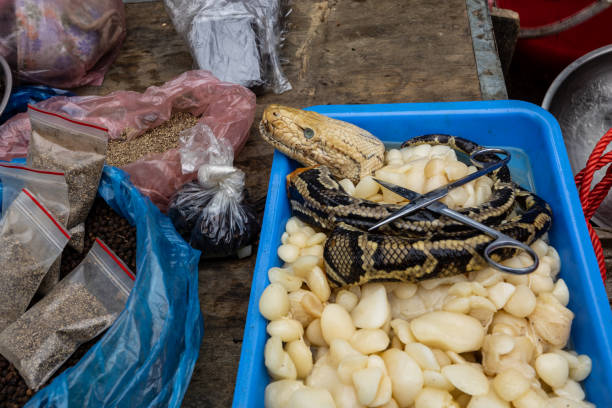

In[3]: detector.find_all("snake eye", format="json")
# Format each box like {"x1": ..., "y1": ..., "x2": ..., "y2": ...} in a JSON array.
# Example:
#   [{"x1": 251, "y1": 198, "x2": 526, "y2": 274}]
[{"x1": 303, "y1": 128, "x2": 314, "y2": 139}]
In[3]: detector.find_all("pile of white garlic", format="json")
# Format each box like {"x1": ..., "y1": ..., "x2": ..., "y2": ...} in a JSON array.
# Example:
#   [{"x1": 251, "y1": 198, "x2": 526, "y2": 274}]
[
  {"x1": 259, "y1": 145, "x2": 594, "y2": 408},
  {"x1": 338, "y1": 144, "x2": 493, "y2": 208}
]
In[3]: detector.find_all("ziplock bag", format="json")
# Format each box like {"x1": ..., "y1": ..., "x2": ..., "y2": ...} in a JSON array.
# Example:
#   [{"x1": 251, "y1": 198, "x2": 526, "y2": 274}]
[
  {"x1": 0, "y1": 70, "x2": 256, "y2": 211},
  {"x1": 0, "y1": 238, "x2": 134, "y2": 390},
  {"x1": 21, "y1": 165, "x2": 202, "y2": 407},
  {"x1": 0, "y1": 188, "x2": 71, "y2": 331},
  {"x1": 0, "y1": 163, "x2": 69, "y2": 294},
  {"x1": 27, "y1": 105, "x2": 108, "y2": 252},
  {"x1": 163, "y1": 0, "x2": 291, "y2": 94},
  {"x1": 169, "y1": 124, "x2": 259, "y2": 257},
  {"x1": 0, "y1": 0, "x2": 126, "y2": 88}
]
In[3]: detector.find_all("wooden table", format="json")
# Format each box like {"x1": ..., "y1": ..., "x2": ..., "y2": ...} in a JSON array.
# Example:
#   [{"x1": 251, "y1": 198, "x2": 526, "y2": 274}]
[{"x1": 77, "y1": 1, "x2": 522, "y2": 406}]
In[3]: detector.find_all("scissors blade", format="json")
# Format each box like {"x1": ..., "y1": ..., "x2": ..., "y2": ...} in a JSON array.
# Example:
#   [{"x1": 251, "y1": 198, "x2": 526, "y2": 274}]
[
  {"x1": 370, "y1": 150, "x2": 511, "y2": 229},
  {"x1": 368, "y1": 179, "x2": 446, "y2": 231}
]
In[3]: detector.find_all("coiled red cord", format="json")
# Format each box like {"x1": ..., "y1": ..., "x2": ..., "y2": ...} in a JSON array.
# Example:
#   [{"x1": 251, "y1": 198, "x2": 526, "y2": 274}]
[{"x1": 574, "y1": 127, "x2": 612, "y2": 284}]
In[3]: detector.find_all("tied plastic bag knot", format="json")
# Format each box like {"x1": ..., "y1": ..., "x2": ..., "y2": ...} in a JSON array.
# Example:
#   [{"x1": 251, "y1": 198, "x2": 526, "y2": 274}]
[{"x1": 197, "y1": 164, "x2": 244, "y2": 195}]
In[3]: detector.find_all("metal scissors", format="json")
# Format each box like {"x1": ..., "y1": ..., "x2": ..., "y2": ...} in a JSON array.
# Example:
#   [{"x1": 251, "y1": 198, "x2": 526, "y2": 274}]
[
  {"x1": 371, "y1": 178, "x2": 539, "y2": 274},
  {"x1": 368, "y1": 147, "x2": 511, "y2": 231}
]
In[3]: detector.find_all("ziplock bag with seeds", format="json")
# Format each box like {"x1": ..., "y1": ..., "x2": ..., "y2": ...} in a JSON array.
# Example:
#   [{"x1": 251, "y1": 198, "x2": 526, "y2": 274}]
[
  {"x1": 0, "y1": 237, "x2": 134, "y2": 390},
  {"x1": 26, "y1": 105, "x2": 108, "y2": 252},
  {"x1": 0, "y1": 188, "x2": 71, "y2": 331},
  {"x1": 0, "y1": 163, "x2": 69, "y2": 295}
]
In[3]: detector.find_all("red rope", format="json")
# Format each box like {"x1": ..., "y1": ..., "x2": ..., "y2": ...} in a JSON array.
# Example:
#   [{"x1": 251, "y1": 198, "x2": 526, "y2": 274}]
[{"x1": 574, "y1": 127, "x2": 612, "y2": 284}]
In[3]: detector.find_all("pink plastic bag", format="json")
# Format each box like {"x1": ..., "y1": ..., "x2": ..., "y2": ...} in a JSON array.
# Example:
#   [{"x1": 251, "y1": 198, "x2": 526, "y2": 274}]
[
  {"x1": 0, "y1": 70, "x2": 256, "y2": 211},
  {"x1": 0, "y1": 0, "x2": 126, "y2": 88}
]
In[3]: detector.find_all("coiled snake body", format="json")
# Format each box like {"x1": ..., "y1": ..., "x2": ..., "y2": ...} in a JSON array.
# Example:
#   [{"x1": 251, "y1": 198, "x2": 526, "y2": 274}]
[
  {"x1": 287, "y1": 135, "x2": 552, "y2": 287},
  {"x1": 260, "y1": 106, "x2": 552, "y2": 287}
]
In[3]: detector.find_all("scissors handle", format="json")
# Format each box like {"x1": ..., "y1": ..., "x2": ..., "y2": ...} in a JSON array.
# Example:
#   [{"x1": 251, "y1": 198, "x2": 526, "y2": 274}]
[
  {"x1": 438, "y1": 207, "x2": 538, "y2": 274},
  {"x1": 484, "y1": 238, "x2": 539, "y2": 274}
]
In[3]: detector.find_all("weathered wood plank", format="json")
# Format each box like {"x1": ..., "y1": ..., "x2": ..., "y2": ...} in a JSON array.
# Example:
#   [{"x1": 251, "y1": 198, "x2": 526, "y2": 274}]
[{"x1": 75, "y1": 1, "x2": 485, "y2": 407}]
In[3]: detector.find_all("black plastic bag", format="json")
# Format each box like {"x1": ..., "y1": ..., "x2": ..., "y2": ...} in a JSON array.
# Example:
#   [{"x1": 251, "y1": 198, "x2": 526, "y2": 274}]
[{"x1": 169, "y1": 164, "x2": 258, "y2": 258}]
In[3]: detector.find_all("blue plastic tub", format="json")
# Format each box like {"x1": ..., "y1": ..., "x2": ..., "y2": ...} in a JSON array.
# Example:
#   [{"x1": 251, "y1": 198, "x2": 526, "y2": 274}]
[{"x1": 233, "y1": 100, "x2": 612, "y2": 407}]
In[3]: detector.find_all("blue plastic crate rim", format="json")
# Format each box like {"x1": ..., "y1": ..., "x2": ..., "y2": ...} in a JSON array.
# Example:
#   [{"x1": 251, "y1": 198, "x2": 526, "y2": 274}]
[{"x1": 233, "y1": 100, "x2": 612, "y2": 407}]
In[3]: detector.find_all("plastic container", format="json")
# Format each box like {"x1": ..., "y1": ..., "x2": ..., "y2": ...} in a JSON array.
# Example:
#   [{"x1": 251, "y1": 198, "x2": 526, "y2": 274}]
[{"x1": 233, "y1": 100, "x2": 612, "y2": 407}]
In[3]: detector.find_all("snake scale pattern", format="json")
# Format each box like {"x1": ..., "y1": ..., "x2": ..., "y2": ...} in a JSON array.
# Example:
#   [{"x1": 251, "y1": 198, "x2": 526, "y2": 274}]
[{"x1": 260, "y1": 106, "x2": 553, "y2": 287}]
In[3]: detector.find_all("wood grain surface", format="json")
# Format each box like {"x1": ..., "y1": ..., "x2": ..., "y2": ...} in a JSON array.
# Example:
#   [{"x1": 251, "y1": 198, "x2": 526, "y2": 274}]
[{"x1": 73, "y1": 1, "x2": 517, "y2": 407}]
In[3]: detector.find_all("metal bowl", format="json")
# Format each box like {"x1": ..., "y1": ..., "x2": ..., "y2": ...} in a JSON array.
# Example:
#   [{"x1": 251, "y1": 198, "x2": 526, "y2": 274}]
[
  {"x1": 543, "y1": 44, "x2": 612, "y2": 229},
  {"x1": 0, "y1": 55, "x2": 11, "y2": 118}
]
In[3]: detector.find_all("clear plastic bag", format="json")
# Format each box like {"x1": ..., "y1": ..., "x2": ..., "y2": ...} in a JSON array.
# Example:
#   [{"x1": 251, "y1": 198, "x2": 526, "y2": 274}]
[
  {"x1": 169, "y1": 126, "x2": 258, "y2": 257},
  {"x1": 163, "y1": 0, "x2": 292, "y2": 94},
  {"x1": 26, "y1": 105, "x2": 108, "y2": 252},
  {"x1": 0, "y1": 70, "x2": 256, "y2": 211},
  {"x1": 0, "y1": 163, "x2": 69, "y2": 294},
  {"x1": 0, "y1": 238, "x2": 134, "y2": 390},
  {"x1": 0, "y1": 0, "x2": 126, "y2": 88},
  {"x1": 0, "y1": 188, "x2": 71, "y2": 331}
]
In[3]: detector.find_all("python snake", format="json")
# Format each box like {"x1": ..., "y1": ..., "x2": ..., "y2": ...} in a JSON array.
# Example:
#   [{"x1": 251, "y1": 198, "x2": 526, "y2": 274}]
[{"x1": 260, "y1": 106, "x2": 553, "y2": 287}]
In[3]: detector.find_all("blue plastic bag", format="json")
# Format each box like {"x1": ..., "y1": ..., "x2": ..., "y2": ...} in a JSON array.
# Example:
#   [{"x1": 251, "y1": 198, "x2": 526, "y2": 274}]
[
  {"x1": 0, "y1": 160, "x2": 204, "y2": 407},
  {"x1": 0, "y1": 86, "x2": 74, "y2": 124}
]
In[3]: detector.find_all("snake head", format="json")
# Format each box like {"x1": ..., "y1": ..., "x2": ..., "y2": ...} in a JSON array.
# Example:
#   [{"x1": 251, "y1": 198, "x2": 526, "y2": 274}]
[{"x1": 260, "y1": 104, "x2": 385, "y2": 183}]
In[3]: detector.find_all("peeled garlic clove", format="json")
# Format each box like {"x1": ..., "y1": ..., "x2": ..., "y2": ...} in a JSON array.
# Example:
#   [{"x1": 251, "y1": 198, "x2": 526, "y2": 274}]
[
  {"x1": 441, "y1": 364, "x2": 489, "y2": 396},
  {"x1": 390, "y1": 318, "x2": 415, "y2": 345},
  {"x1": 351, "y1": 283, "x2": 390, "y2": 329},
  {"x1": 286, "y1": 339, "x2": 314, "y2": 379},
  {"x1": 353, "y1": 367, "x2": 383, "y2": 406},
  {"x1": 404, "y1": 342, "x2": 440, "y2": 371},
  {"x1": 305, "y1": 363, "x2": 340, "y2": 392},
  {"x1": 487, "y1": 282, "x2": 516, "y2": 309},
  {"x1": 288, "y1": 232, "x2": 309, "y2": 248},
  {"x1": 350, "y1": 329, "x2": 390, "y2": 355},
  {"x1": 535, "y1": 353, "x2": 569, "y2": 389},
  {"x1": 512, "y1": 388, "x2": 548, "y2": 408},
  {"x1": 553, "y1": 380, "x2": 585, "y2": 402},
  {"x1": 329, "y1": 339, "x2": 363, "y2": 367},
  {"x1": 492, "y1": 368, "x2": 530, "y2": 402},
  {"x1": 422, "y1": 370, "x2": 453, "y2": 391},
  {"x1": 268, "y1": 267, "x2": 303, "y2": 292},
  {"x1": 414, "y1": 387, "x2": 455, "y2": 408},
  {"x1": 286, "y1": 217, "x2": 303, "y2": 234},
  {"x1": 278, "y1": 244, "x2": 300, "y2": 263},
  {"x1": 529, "y1": 293, "x2": 574, "y2": 348},
  {"x1": 336, "y1": 289, "x2": 359, "y2": 312},
  {"x1": 265, "y1": 336, "x2": 297, "y2": 380},
  {"x1": 332, "y1": 384, "x2": 363, "y2": 408},
  {"x1": 339, "y1": 179, "x2": 356, "y2": 195},
  {"x1": 306, "y1": 318, "x2": 327, "y2": 347},
  {"x1": 264, "y1": 380, "x2": 304, "y2": 408},
  {"x1": 382, "y1": 349, "x2": 424, "y2": 407},
  {"x1": 570, "y1": 354, "x2": 592, "y2": 382},
  {"x1": 425, "y1": 158, "x2": 446, "y2": 178},
  {"x1": 267, "y1": 319, "x2": 304, "y2": 342},
  {"x1": 288, "y1": 387, "x2": 336, "y2": 408},
  {"x1": 306, "y1": 232, "x2": 327, "y2": 246},
  {"x1": 321, "y1": 304, "x2": 356, "y2": 345},
  {"x1": 260, "y1": 283, "x2": 290, "y2": 321},
  {"x1": 307, "y1": 266, "x2": 331, "y2": 301},
  {"x1": 354, "y1": 176, "x2": 381, "y2": 199},
  {"x1": 467, "y1": 387, "x2": 511, "y2": 408},
  {"x1": 292, "y1": 256, "x2": 320, "y2": 278},
  {"x1": 301, "y1": 244, "x2": 324, "y2": 258},
  {"x1": 551, "y1": 279, "x2": 570, "y2": 307},
  {"x1": 337, "y1": 354, "x2": 369, "y2": 385},
  {"x1": 503, "y1": 285, "x2": 536, "y2": 318},
  {"x1": 410, "y1": 311, "x2": 485, "y2": 353},
  {"x1": 371, "y1": 375, "x2": 393, "y2": 407}
]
